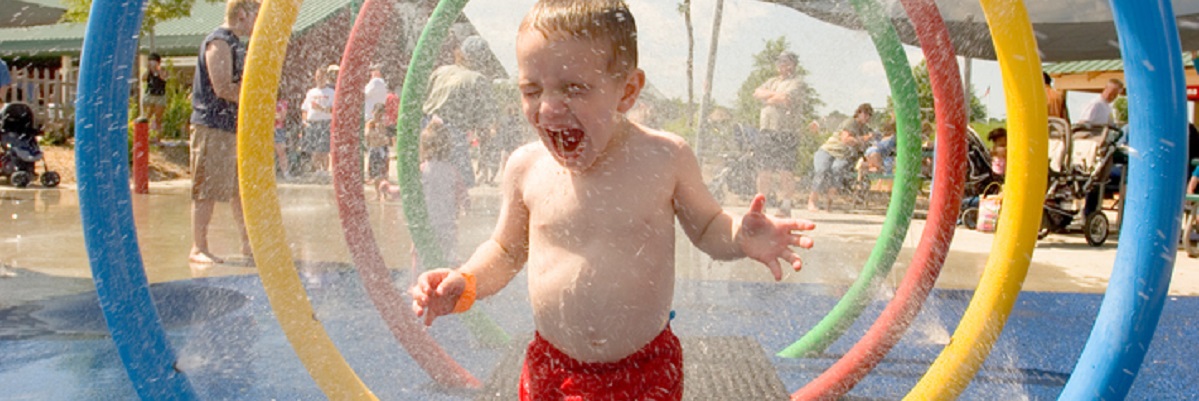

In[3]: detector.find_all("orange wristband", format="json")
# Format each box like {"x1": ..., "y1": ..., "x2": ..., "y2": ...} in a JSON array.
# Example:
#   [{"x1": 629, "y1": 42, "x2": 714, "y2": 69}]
[{"x1": 452, "y1": 271, "x2": 477, "y2": 314}]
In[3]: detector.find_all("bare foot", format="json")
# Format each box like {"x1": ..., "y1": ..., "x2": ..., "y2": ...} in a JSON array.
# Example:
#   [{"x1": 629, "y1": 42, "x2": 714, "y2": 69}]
[
  {"x1": 377, "y1": 180, "x2": 401, "y2": 201},
  {"x1": 189, "y1": 250, "x2": 224, "y2": 265},
  {"x1": 807, "y1": 202, "x2": 822, "y2": 212}
]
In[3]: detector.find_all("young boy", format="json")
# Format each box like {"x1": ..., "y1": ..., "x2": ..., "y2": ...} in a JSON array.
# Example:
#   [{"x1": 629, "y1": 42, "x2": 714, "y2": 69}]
[{"x1": 410, "y1": 1, "x2": 815, "y2": 399}]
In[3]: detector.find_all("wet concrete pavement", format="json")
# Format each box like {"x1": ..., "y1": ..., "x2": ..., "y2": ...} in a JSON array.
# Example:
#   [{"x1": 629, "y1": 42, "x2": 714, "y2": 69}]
[
  {"x1": 3, "y1": 180, "x2": 1198, "y2": 299},
  {"x1": 3, "y1": 181, "x2": 1199, "y2": 400}
]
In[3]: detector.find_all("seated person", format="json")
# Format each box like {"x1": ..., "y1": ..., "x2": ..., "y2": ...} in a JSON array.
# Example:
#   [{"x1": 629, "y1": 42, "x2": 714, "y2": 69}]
[
  {"x1": 864, "y1": 119, "x2": 897, "y2": 174},
  {"x1": 1188, "y1": 164, "x2": 1199, "y2": 195}
]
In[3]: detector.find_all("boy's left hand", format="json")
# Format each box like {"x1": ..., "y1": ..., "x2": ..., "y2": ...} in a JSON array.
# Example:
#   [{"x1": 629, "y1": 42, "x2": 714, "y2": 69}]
[{"x1": 738, "y1": 194, "x2": 815, "y2": 281}]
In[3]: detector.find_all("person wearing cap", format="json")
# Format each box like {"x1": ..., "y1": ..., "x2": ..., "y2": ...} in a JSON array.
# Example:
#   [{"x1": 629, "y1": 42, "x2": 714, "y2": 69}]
[
  {"x1": 422, "y1": 35, "x2": 499, "y2": 189},
  {"x1": 752, "y1": 51, "x2": 809, "y2": 217},
  {"x1": 300, "y1": 64, "x2": 338, "y2": 176}
]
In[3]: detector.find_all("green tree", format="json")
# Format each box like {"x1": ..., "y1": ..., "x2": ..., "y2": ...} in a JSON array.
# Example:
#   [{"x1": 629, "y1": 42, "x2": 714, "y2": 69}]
[
  {"x1": 734, "y1": 37, "x2": 823, "y2": 127},
  {"x1": 892, "y1": 61, "x2": 987, "y2": 126}
]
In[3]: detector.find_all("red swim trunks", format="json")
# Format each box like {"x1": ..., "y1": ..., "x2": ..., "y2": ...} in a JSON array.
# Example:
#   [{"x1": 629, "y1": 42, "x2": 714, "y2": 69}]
[{"x1": 519, "y1": 327, "x2": 683, "y2": 401}]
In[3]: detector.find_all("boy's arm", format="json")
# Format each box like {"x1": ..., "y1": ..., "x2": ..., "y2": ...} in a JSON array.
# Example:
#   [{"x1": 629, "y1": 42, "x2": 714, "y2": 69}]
[
  {"x1": 672, "y1": 140, "x2": 816, "y2": 280},
  {"x1": 411, "y1": 148, "x2": 532, "y2": 324},
  {"x1": 460, "y1": 149, "x2": 531, "y2": 296}
]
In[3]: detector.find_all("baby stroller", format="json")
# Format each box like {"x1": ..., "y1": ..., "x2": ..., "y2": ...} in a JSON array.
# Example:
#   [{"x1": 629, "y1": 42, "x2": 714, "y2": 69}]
[
  {"x1": 708, "y1": 123, "x2": 759, "y2": 204},
  {"x1": 957, "y1": 127, "x2": 1002, "y2": 230},
  {"x1": 1038, "y1": 117, "x2": 1124, "y2": 246},
  {"x1": 1, "y1": 102, "x2": 60, "y2": 188}
]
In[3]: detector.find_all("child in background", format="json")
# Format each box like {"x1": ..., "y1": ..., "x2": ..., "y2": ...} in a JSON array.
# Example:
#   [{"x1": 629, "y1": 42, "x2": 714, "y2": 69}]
[
  {"x1": 274, "y1": 99, "x2": 290, "y2": 178},
  {"x1": 988, "y1": 127, "x2": 1007, "y2": 182},
  {"x1": 409, "y1": 1, "x2": 816, "y2": 399},
  {"x1": 364, "y1": 103, "x2": 392, "y2": 191},
  {"x1": 414, "y1": 117, "x2": 468, "y2": 268}
]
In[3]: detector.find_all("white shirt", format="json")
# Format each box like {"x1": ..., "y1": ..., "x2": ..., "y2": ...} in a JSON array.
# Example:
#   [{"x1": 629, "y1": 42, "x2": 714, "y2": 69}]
[
  {"x1": 301, "y1": 86, "x2": 335, "y2": 122},
  {"x1": 1075, "y1": 96, "x2": 1114, "y2": 126},
  {"x1": 364, "y1": 77, "x2": 388, "y2": 119}
]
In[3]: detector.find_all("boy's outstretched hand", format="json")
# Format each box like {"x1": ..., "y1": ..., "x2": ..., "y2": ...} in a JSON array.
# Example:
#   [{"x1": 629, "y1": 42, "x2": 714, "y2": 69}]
[
  {"x1": 410, "y1": 268, "x2": 467, "y2": 326},
  {"x1": 738, "y1": 194, "x2": 816, "y2": 281}
]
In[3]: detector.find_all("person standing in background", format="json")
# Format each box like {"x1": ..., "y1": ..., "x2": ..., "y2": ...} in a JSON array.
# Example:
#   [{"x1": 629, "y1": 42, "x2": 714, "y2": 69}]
[
  {"x1": 752, "y1": 51, "x2": 808, "y2": 217},
  {"x1": 423, "y1": 35, "x2": 498, "y2": 189},
  {"x1": 364, "y1": 63, "x2": 388, "y2": 120},
  {"x1": 1044, "y1": 72, "x2": 1069, "y2": 121},
  {"x1": 0, "y1": 58, "x2": 10, "y2": 106},
  {"x1": 300, "y1": 64, "x2": 338, "y2": 176},
  {"x1": 274, "y1": 99, "x2": 290, "y2": 178},
  {"x1": 143, "y1": 53, "x2": 170, "y2": 135},
  {"x1": 187, "y1": 0, "x2": 260, "y2": 265}
]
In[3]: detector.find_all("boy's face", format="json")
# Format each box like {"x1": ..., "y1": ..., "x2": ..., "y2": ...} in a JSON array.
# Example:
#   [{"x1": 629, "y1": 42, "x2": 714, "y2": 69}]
[{"x1": 516, "y1": 31, "x2": 644, "y2": 172}]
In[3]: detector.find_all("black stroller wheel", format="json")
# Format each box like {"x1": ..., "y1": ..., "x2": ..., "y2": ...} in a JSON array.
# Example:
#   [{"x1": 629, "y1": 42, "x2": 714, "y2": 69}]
[
  {"x1": 962, "y1": 208, "x2": 979, "y2": 230},
  {"x1": 10, "y1": 171, "x2": 31, "y2": 188},
  {"x1": 40, "y1": 171, "x2": 60, "y2": 188},
  {"x1": 1085, "y1": 212, "x2": 1109, "y2": 247}
]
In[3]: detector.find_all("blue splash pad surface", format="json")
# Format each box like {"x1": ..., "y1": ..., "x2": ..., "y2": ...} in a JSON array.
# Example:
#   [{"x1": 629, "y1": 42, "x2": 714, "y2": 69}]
[{"x1": 1, "y1": 271, "x2": 1196, "y2": 400}]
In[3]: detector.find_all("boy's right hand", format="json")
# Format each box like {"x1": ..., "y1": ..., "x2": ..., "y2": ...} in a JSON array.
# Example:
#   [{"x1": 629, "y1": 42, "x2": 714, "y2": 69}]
[{"x1": 409, "y1": 268, "x2": 467, "y2": 326}]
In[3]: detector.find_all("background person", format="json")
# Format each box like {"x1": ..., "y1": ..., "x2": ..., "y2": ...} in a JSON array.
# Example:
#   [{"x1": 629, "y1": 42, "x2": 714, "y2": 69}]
[
  {"x1": 1074, "y1": 78, "x2": 1124, "y2": 218},
  {"x1": 1045, "y1": 72, "x2": 1069, "y2": 121},
  {"x1": 1075, "y1": 78, "x2": 1123, "y2": 127},
  {"x1": 422, "y1": 35, "x2": 498, "y2": 189},
  {"x1": 863, "y1": 118, "x2": 896, "y2": 175},
  {"x1": 752, "y1": 51, "x2": 808, "y2": 217},
  {"x1": 0, "y1": 58, "x2": 9, "y2": 105},
  {"x1": 365, "y1": 104, "x2": 392, "y2": 190},
  {"x1": 187, "y1": 0, "x2": 259, "y2": 265},
  {"x1": 300, "y1": 64, "x2": 337, "y2": 176},
  {"x1": 807, "y1": 103, "x2": 874, "y2": 211},
  {"x1": 142, "y1": 53, "x2": 169, "y2": 135},
  {"x1": 274, "y1": 99, "x2": 290, "y2": 178},
  {"x1": 363, "y1": 63, "x2": 388, "y2": 119}
]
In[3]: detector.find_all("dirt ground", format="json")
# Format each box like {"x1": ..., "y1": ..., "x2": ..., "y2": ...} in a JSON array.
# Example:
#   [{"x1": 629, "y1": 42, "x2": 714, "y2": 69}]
[{"x1": 41, "y1": 145, "x2": 190, "y2": 185}]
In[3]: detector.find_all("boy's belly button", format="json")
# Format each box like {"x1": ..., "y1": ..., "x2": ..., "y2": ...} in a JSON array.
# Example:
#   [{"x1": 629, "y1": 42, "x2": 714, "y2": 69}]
[{"x1": 586, "y1": 326, "x2": 608, "y2": 348}]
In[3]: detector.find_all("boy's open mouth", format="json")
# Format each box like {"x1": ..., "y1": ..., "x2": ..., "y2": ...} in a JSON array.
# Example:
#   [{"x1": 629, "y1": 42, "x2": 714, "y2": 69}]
[{"x1": 548, "y1": 128, "x2": 585, "y2": 158}]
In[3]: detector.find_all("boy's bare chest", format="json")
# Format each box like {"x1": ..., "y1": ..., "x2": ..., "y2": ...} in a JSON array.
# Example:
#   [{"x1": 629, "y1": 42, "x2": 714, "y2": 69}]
[{"x1": 523, "y1": 159, "x2": 676, "y2": 238}]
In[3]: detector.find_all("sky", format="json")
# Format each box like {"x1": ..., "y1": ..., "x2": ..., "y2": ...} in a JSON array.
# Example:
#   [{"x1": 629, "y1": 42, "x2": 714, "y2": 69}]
[{"x1": 462, "y1": 0, "x2": 1103, "y2": 122}]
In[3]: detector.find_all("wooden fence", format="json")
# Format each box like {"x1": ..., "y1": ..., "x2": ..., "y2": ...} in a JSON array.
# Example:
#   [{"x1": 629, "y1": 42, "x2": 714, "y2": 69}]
[{"x1": 2, "y1": 58, "x2": 77, "y2": 141}]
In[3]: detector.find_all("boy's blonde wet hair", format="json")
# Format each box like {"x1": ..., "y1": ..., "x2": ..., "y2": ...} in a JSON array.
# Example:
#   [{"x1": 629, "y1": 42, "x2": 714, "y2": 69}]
[
  {"x1": 519, "y1": 0, "x2": 638, "y2": 76},
  {"x1": 420, "y1": 119, "x2": 453, "y2": 163},
  {"x1": 225, "y1": 0, "x2": 260, "y2": 24}
]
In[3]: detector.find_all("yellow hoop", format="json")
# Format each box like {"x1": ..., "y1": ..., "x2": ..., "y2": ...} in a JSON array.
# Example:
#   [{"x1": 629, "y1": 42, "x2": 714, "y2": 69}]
[
  {"x1": 237, "y1": 0, "x2": 378, "y2": 398},
  {"x1": 903, "y1": 0, "x2": 1048, "y2": 398}
]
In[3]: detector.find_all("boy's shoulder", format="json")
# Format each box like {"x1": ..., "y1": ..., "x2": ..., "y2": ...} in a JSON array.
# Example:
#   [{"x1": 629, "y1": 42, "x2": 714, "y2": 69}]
[
  {"x1": 628, "y1": 123, "x2": 690, "y2": 151},
  {"x1": 505, "y1": 141, "x2": 549, "y2": 170}
]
